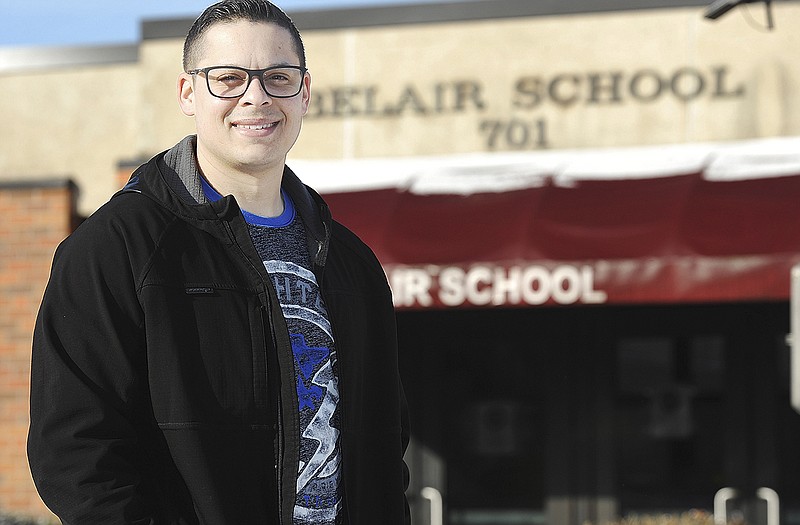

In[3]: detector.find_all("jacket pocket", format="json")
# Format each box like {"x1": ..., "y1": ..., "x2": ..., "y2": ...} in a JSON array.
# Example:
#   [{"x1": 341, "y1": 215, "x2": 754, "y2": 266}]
[{"x1": 141, "y1": 283, "x2": 265, "y2": 425}]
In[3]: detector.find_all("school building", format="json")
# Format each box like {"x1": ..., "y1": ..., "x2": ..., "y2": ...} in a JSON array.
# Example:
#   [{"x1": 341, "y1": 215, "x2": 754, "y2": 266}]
[{"x1": 2, "y1": 1, "x2": 800, "y2": 523}]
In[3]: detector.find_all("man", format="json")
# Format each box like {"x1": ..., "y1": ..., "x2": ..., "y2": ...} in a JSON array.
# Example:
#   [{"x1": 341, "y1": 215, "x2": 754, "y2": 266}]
[{"x1": 27, "y1": 1, "x2": 410, "y2": 523}]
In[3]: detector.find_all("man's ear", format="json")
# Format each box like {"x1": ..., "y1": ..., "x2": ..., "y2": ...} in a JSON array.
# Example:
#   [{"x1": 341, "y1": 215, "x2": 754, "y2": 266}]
[
  {"x1": 177, "y1": 73, "x2": 196, "y2": 117},
  {"x1": 301, "y1": 71, "x2": 312, "y2": 116}
]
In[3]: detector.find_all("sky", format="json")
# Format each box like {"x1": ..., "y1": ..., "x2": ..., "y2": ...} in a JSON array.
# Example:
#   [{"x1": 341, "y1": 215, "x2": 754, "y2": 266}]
[{"x1": 0, "y1": 0, "x2": 471, "y2": 48}]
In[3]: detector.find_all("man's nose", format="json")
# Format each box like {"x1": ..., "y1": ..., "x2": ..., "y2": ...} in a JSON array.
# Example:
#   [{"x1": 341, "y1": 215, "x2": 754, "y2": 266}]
[{"x1": 240, "y1": 75, "x2": 272, "y2": 104}]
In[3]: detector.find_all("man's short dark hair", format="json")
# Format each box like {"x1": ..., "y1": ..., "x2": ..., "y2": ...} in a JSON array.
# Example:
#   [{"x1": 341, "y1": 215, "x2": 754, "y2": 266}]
[{"x1": 183, "y1": 0, "x2": 306, "y2": 71}]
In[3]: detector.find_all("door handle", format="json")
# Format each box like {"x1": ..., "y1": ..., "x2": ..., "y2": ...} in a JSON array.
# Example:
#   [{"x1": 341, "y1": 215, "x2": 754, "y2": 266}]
[
  {"x1": 757, "y1": 487, "x2": 780, "y2": 525},
  {"x1": 791, "y1": 265, "x2": 800, "y2": 414},
  {"x1": 421, "y1": 486, "x2": 443, "y2": 525},
  {"x1": 714, "y1": 487, "x2": 738, "y2": 525}
]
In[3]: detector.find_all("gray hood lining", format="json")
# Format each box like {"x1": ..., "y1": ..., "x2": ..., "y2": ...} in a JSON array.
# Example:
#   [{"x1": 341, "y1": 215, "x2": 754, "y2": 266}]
[{"x1": 159, "y1": 135, "x2": 207, "y2": 206}]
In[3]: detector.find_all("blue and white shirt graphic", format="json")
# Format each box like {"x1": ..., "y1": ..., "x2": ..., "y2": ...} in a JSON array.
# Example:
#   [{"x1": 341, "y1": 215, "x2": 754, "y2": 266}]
[
  {"x1": 200, "y1": 179, "x2": 341, "y2": 523},
  {"x1": 267, "y1": 260, "x2": 342, "y2": 524}
]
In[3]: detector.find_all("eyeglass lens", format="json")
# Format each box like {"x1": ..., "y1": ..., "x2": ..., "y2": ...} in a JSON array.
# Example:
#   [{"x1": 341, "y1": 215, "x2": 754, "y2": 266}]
[{"x1": 205, "y1": 67, "x2": 303, "y2": 98}]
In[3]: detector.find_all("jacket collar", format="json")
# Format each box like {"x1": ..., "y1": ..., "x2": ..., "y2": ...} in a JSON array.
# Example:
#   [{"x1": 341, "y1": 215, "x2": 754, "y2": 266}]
[{"x1": 118, "y1": 135, "x2": 331, "y2": 267}]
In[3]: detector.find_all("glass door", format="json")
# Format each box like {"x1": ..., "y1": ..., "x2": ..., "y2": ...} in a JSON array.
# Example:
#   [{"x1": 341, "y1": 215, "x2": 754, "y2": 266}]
[
  {"x1": 399, "y1": 309, "x2": 549, "y2": 525},
  {"x1": 611, "y1": 303, "x2": 800, "y2": 525},
  {"x1": 399, "y1": 302, "x2": 800, "y2": 525}
]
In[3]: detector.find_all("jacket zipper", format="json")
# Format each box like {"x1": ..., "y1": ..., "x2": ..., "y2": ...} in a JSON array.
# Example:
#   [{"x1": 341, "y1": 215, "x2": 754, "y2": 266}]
[
  {"x1": 313, "y1": 228, "x2": 350, "y2": 524},
  {"x1": 328, "y1": 306, "x2": 350, "y2": 525},
  {"x1": 262, "y1": 304, "x2": 285, "y2": 525},
  {"x1": 274, "y1": 325, "x2": 285, "y2": 525}
]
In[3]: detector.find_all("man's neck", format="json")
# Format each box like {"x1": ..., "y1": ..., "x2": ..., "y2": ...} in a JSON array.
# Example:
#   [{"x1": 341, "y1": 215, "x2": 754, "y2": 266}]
[{"x1": 196, "y1": 150, "x2": 285, "y2": 218}]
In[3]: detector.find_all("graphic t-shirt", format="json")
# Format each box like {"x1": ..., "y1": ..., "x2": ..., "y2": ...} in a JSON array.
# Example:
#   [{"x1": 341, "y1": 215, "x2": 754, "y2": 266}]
[{"x1": 201, "y1": 179, "x2": 341, "y2": 524}]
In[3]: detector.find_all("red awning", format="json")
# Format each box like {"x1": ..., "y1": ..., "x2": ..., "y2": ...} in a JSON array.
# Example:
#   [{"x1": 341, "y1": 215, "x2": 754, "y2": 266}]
[{"x1": 294, "y1": 137, "x2": 800, "y2": 308}]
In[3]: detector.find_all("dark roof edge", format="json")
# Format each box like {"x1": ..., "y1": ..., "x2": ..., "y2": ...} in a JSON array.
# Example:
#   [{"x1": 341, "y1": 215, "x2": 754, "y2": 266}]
[
  {"x1": 0, "y1": 44, "x2": 138, "y2": 75},
  {"x1": 0, "y1": 178, "x2": 78, "y2": 191},
  {"x1": 143, "y1": 0, "x2": 715, "y2": 40}
]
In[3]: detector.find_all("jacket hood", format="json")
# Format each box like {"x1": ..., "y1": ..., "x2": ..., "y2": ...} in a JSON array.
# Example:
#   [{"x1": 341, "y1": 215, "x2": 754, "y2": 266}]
[{"x1": 118, "y1": 135, "x2": 331, "y2": 255}]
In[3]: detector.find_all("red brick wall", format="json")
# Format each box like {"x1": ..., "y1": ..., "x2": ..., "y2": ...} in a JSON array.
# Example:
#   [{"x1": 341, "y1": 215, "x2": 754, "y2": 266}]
[
  {"x1": 117, "y1": 160, "x2": 143, "y2": 190},
  {"x1": 0, "y1": 181, "x2": 78, "y2": 522}
]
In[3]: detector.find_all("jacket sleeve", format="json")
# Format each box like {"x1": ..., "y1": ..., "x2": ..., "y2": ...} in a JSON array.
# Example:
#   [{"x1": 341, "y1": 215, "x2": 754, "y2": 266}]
[{"x1": 27, "y1": 222, "x2": 160, "y2": 525}]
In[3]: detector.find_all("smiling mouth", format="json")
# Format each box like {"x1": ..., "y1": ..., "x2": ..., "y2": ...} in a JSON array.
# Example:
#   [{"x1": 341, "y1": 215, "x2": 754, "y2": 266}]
[{"x1": 233, "y1": 122, "x2": 278, "y2": 130}]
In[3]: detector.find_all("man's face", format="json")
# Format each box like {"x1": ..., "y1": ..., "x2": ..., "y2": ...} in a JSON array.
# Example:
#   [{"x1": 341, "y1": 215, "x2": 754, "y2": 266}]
[{"x1": 178, "y1": 20, "x2": 310, "y2": 177}]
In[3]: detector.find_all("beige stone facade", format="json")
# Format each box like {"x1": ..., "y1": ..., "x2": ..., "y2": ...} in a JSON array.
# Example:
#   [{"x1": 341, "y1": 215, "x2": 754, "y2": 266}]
[{"x1": 1, "y1": 3, "x2": 799, "y2": 213}]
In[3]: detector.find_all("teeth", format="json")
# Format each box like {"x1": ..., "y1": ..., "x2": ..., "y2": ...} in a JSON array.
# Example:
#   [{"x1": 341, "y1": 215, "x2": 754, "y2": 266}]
[{"x1": 236, "y1": 123, "x2": 274, "y2": 130}]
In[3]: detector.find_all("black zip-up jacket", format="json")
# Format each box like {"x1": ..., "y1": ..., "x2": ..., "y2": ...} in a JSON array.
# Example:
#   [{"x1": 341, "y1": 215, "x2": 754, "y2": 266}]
[{"x1": 28, "y1": 136, "x2": 410, "y2": 525}]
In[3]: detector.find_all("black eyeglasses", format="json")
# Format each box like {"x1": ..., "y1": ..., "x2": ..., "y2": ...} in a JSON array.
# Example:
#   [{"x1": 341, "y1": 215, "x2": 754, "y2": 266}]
[{"x1": 188, "y1": 65, "x2": 307, "y2": 99}]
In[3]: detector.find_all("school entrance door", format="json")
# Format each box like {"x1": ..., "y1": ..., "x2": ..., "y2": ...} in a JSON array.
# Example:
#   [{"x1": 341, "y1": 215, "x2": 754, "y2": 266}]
[{"x1": 399, "y1": 302, "x2": 800, "y2": 525}]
